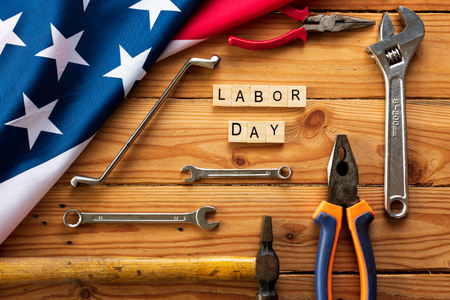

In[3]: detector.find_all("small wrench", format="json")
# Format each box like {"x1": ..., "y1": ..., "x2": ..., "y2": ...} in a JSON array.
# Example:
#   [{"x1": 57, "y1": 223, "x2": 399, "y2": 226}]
[
  {"x1": 181, "y1": 165, "x2": 292, "y2": 182},
  {"x1": 63, "y1": 206, "x2": 219, "y2": 230},
  {"x1": 367, "y1": 7, "x2": 425, "y2": 218}
]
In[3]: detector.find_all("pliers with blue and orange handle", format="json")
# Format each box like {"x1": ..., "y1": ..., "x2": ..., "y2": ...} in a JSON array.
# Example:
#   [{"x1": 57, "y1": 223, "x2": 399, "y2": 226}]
[
  {"x1": 313, "y1": 135, "x2": 376, "y2": 300},
  {"x1": 229, "y1": 5, "x2": 375, "y2": 50}
]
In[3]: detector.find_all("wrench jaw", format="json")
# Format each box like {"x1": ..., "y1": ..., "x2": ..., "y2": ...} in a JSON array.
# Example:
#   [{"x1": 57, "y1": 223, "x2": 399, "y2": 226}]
[
  {"x1": 194, "y1": 206, "x2": 219, "y2": 230},
  {"x1": 180, "y1": 165, "x2": 198, "y2": 182},
  {"x1": 379, "y1": 12, "x2": 395, "y2": 42},
  {"x1": 367, "y1": 6, "x2": 425, "y2": 75}
]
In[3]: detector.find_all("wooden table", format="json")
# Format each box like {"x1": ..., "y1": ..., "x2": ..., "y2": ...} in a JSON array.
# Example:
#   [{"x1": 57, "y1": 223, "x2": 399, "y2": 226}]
[{"x1": 2, "y1": 1, "x2": 450, "y2": 299}]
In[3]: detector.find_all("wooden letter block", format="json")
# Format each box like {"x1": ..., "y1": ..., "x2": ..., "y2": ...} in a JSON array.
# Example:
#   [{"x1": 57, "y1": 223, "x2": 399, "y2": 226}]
[
  {"x1": 228, "y1": 121, "x2": 247, "y2": 142},
  {"x1": 269, "y1": 86, "x2": 288, "y2": 107},
  {"x1": 288, "y1": 86, "x2": 306, "y2": 107},
  {"x1": 251, "y1": 85, "x2": 269, "y2": 107},
  {"x1": 266, "y1": 121, "x2": 285, "y2": 143},
  {"x1": 247, "y1": 122, "x2": 266, "y2": 143},
  {"x1": 213, "y1": 85, "x2": 232, "y2": 106},
  {"x1": 231, "y1": 85, "x2": 251, "y2": 107}
]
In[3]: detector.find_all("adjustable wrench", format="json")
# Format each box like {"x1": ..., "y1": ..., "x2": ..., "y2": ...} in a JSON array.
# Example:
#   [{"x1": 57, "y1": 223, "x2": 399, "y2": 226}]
[
  {"x1": 367, "y1": 7, "x2": 425, "y2": 218},
  {"x1": 63, "y1": 206, "x2": 219, "y2": 230}
]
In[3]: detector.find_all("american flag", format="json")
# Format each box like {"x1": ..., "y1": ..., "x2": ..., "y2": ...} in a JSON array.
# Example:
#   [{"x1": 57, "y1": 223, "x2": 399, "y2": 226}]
[
  {"x1": 0, "y1": 0, "x2": 202, "y2": 244},
  {"x1": 0, "y1": 0, "x2": 292, "y2": 244}
]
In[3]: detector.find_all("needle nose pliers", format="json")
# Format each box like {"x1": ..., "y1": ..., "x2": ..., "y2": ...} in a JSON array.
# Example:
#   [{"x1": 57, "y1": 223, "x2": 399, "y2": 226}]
[
  {"x1": 313, "y1": 135, "x2": 376, "y2": 300},
  {"x1": 228, "y1": 5, "x2": 376, "y2": 50}
]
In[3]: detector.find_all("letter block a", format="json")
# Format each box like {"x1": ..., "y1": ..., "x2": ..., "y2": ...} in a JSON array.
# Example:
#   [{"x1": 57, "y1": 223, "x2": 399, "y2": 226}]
[
  {"x1": 247, "y1": 121, "x2": 266, "y2": 143},
  {"x1": 228, "y1": 121, "x2": 248, "y2": 142},
  {"x1": 232, "y1": 85, "x2": 251, "y2": 107}
]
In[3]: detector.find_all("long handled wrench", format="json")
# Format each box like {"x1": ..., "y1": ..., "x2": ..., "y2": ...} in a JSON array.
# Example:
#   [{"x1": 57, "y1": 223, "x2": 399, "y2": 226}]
[
  {"x1": 367, "y1": 7, "x2": 424, "y2": 218},
  {"x1": 71, "y1": 55, "x2": 221, "y2": 187},
  {"x1": 181, "y1": 165, "x2": 292, "y2": 182},
  {"x1": 63, "y1": 206, "x2": 219, "y2": 230}
]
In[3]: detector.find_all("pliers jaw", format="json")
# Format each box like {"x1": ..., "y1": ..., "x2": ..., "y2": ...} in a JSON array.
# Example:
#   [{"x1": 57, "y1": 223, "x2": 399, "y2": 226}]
[
  {"x1": 327, "y1": 135, "x2": 359, "y2": 208},
  {"x1": 304, "y1": 15, "x2": 376, "y2": 33}
]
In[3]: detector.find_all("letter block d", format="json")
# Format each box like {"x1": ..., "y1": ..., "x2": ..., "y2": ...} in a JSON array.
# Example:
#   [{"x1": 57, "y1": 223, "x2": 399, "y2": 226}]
[{"x1": 228, "y1": 121, "x2": 248, "y2": 142}]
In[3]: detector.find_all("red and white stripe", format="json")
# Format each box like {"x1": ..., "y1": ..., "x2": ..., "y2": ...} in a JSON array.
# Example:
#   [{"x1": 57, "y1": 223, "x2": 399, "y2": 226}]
[{"x1": 158, "y1": 0, "x2": 294, "y2": 61}]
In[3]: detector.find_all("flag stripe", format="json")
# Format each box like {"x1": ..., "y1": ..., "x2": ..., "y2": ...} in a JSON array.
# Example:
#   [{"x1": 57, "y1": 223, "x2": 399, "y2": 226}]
[{"x1": 0, "y1": 136, "x2": 92, "y2": 244}]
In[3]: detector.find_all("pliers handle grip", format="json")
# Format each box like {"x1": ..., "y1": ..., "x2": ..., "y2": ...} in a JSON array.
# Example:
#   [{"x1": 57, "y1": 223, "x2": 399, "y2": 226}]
[
  {"x1": 228, "y1": 6, "x2": 309, "y2": 50},
  {"x1": 229, "y1": 27, "x2": 307, "y2": 50},
  {"x1": 313, "y1": 200, "x2": 376, "y2": 300}
]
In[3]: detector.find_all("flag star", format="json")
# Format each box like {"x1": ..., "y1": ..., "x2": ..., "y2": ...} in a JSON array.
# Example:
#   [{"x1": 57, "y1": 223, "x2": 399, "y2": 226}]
[
  {"x1": 0, "y1": 12, "x2": 26, "y2": 55},
  {"x1": 83, "y1": 0, "x2": 91, "y2": 11},
  {"x1": 5, "y1": 94, "x2": 62, "y2": 150},
  {"x1": 104, "y1": 46, "x2": 151, "y2": 96},
  {"x1": 36, "y1": 24, "x2": 89, "y2": 81},
  {"x1": 130, "y1": 0, "x2": 181, "y2": 30}
]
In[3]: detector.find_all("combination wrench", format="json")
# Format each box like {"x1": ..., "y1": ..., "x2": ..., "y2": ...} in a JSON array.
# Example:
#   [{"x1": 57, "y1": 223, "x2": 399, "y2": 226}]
[
  {"x1": 181, "y1": 165, "x2": 292, "y2": 182},
  {"x1": 367, "y1": 7, "x2": 424, "y2": 218},
  {"x1": 63, "y1": 206, "x2": 219, "y2": 230}
]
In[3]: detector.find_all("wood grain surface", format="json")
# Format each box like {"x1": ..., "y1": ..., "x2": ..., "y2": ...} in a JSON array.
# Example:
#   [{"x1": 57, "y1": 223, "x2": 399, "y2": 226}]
[{"x1": 2, "y1": 1, "x2": 450, "y2": 300}]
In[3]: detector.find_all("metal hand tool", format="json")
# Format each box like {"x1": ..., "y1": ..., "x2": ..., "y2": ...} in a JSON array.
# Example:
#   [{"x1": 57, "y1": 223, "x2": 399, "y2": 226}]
[
  {"x1": 367, "y1": 7, "x2": 425, "y2": 218},
  {"x1": 181, "y1": 165, "x2": 292, "y2": 182},
  {"x1": 63, "y1": 206, "x2": 219, "y2": 230},
  {"x1": 313, "y1": 135, "x2": 376, "y2": 300},
  {"x1": 228, "y1": 5, "x2": 375, "y2": 50},
  {"x1": 71, "y1": 55, "x2": 221, "y2": 187},
  {"x1": 2, "y1": 216, "x2": 279, "y2": 300}
]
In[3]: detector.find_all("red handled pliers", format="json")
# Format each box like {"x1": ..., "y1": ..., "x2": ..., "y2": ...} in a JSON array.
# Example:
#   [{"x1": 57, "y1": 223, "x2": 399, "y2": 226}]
[
  {"x1": 312, "y1": 135, "x2": 376, "y2": 300},
  {"x1": 229, "y1": 5, "x2": 375, "y2": 50}
]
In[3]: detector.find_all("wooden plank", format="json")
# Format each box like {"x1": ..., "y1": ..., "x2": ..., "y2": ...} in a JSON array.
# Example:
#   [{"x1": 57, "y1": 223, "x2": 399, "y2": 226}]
[
  {"x1": 60, "y1": 98, "x2": 450, "y2": 186},
  {"x1": 129, "y1": 13, "x2": 450, "y2": 100},
  {"x1": 2, "y1": 2, "x2": 449, "y2": 299},
  {"x1": 2, "y1": 186, "x2": 450, "y2": 273},
  {"x1": 291, "y1": 0, "x2": 450, "y2": 11},
  {"x1": 1, "y1": 274, "x2": 450, "y2": 299}
]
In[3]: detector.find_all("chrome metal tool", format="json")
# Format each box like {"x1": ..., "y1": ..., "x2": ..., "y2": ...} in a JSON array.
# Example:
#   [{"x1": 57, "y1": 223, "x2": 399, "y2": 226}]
[
  {"x1": 63, "y1": 206, "x2": 219, "y2": 230},
  {"x1": 71, "y1": 55, "x2": 221, "y2": 187},
  {"x1": 367, "y1": 7, "x2": 425, "y2": 218},
  {"x1": 181, "y1": 165, "x2": 292, "y2": 182},
  {"x1": 229, "y1": 5, "x2": 375, "y2": 50}
]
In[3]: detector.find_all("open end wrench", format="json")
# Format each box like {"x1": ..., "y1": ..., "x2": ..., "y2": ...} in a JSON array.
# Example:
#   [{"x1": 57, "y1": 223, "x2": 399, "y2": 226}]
[
  {"x1": 367, "y1": 7, "x2": 425, "y2": 218},
  {"x1": 181, "y1": 165, "x2": 293, "y2": 182},
  {"x1": 63, "y1": 206, "x2": 219, "y2": 230},
  {"x1": 70, "y1": 55, "x2": 221, "y2": 187}
]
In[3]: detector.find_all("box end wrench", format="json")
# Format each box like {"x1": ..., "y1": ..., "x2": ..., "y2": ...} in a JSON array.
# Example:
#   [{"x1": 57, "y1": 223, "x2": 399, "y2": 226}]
[
  {"x1": 70, "y1": 55, "x2": 221, "y2": 187},
  {"x1": 366, "y1": 7, "x2": 425, "y2": 218}
]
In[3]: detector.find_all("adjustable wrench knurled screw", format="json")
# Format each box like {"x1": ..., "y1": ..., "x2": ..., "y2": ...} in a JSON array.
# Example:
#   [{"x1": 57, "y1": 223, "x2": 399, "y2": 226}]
[{"x1": 366, "y1": 7, "x2": 425, "y2": 218}]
